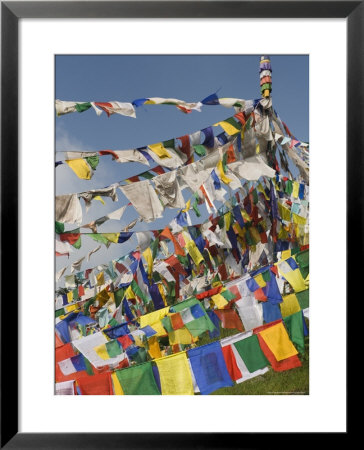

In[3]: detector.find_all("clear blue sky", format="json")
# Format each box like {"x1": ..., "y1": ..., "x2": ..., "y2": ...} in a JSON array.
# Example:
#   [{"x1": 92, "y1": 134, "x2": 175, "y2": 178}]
[{"x1": 55, "y1": 54, "x2": 309, "y2": 284}]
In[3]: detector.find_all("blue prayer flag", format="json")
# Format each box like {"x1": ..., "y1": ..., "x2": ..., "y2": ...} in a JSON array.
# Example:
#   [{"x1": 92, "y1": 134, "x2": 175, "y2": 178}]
[{"x1": 188, "y1": 341, "x2": 233, "y2": 395}]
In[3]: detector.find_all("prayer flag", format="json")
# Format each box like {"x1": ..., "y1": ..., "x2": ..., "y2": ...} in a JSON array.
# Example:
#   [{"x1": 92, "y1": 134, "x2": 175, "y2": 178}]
[
  {"x1": 77, "y1": 372, "x2": 113, "y2": 395},
  {"x1": 155, "y1": 352, "x2": 194, "y2": 395},
  {"x1": 233, "y1": 334, "x2": 269, "y2": 372},
  {"x1": 188, "y1": 341, "x2": 233, "y2": 395},
  {"x1": 115, "y1": 362, "x2": 160, "y2": 395},
  {"x1": 259, "y1": 322, "x2": 298, "y2": 361}
]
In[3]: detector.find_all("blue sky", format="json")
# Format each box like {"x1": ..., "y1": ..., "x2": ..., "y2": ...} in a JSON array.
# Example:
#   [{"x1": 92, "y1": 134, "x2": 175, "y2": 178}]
[{"x1": 55, "y1": 54, "x2": 309, "y2": 283}]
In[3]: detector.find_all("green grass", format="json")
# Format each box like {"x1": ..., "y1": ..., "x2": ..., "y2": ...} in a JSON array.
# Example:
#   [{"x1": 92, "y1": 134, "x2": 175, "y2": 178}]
[{"x1": 195, "y1": 326, "x2": 309, "y2": 395}]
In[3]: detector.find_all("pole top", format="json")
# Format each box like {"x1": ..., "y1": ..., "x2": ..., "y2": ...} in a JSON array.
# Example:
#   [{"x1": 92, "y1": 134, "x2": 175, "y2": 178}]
[{"x1": 260, "y1": 55, "x2": 272, "y2": 98}]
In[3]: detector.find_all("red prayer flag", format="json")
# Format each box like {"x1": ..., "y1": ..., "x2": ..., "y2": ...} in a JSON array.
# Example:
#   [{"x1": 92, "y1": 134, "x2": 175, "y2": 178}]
[
  {"x1": 222, "y1": 345, "x2": 242, "y2": 381},
  {"x1": 170, "y1": 313, "x2": 184, "y2": 330},
  {"x1": 256, "y1": 334, "x2": 302, "y2": 372},
  {"x1": 99, "y1": 150, "x2": 119, "y2": 160},
  {"x1": 60, "y1": 232, "x2": 81, "y2": 245},
  {"x1": 214, "y1": 309, "x2": 244, "y2": 332},
  {"x1": 77, "y1": 372, "x2": 113, "y2": 395},
  {"x1": 254, "y1": 288, "x2": 267, "y2": 302},
  {"x1": 117, "y1": 335, "x2": 134, "y2": 350}
]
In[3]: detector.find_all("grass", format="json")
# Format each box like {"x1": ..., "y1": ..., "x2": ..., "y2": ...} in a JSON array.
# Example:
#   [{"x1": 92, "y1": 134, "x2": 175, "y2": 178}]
[{"x1": 194, "y1": 324, "x2": 309, "y2": 395}]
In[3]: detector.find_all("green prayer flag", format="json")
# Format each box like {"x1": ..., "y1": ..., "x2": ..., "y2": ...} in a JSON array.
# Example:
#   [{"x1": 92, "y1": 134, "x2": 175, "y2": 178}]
[
  {"x1": 114, "y1": 289, "x2": 125, "y2": 308},
  {"x1": 173, "y1": 297, "x2": 215, "y2": 336},
  {"x1": 150, "y1": 238, "x2": 159, "y2": 260},
  {"x1": 152, "y1": 272, "x2": 162, "y2": 283},
  {"x1": 285, "y1": 180, "x2": 293, "y2": 195},
  {"x1": 85, "y1": 155, "x2": 99, "y2": 170},
  {"x1": 75, "y1": 102, "x2": 92, "y2": 113},
  {"x1": 296, "y1": 289, "x2": 309, "y2": 309},
  {"x1": 139, "y1": 171, "x2": 154, "y2": 180},
  {"x1": 55, "y1": 221, "x2": 64, "y2": 234},
  {"x1": 130, "y1": 347, "x2": 148, "y2": 364},
  {"x1": 161, "y1": 316, "x2": 173, "y2": 333},
  {"x1": 233, "y1": 335, "x2": 269, "y2": 372},
  {"x1": 55, "y1": 308, "x2": 65, "y2": 318},
  {"x1": 83, "y1": 356, "x2": 94, "y2": 376},
  {"x1": 184, "y1": 316, "x2": 210, "y2": 337},
  {"x1": 89, "y1": 233, "x2": 110, "y2": 246},
  {"x1": 262, "y1": 270, "x2": 271, "y2": 283},
  {"x1": 72, "y1": 236, "x2": 82, "y2": 249},
  {"x1": 221, "y1": 290, "x2": 236, "y2": 301},
  {"x1": 193, "y1": 145, "x2": 206, "y2": 157},
  {"x1": 115, "y1": 362, "x2": 160, "y2": 395},
  {"x1": 245, "y1": 116, "x2": 252, "y2": 131},
  {"x1": 224, "y1": 116, "x2": 242, "y2": 130},
  {"x1": 222, "y1": 152, "x2": 228, "y2": 172},
  {"x1": 245, "y1": 228, "x2": 254, "y2": 246},
  {"x1": 108, "y1": 318, "x2": 119, "y2": 327},
  {"x1": 284, "y1": 311, "x2": 305, "y2": 354},
  {"x1": 131, "y1": 280, "x2": 149, "y2": 305},
  {"x1": 252, "y1": 189, "x2": 259, "y2": 205},
  {"x1": 296, "y1": 250, "x2": 309, "y2": 279},
  {"x1": 83, "y1": 297, "x2": 95, "y2": 316},
  {"x1": 192, "y1": 200, "x2": 201, "y2": 217},
  {"x1": 72, "y1": 288, "x2": 78, "y2": 300},
  {"x1": 163, "y1": 138, "x2": 175, "y2": 149},
  {"x1": 106, "y1": 340, "x2": 122, "y2": 358}
]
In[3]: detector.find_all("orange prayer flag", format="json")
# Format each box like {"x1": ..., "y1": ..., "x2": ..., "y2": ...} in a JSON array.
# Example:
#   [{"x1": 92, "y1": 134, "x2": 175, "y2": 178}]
[{"x1": 160, "y1": 227, "x2": 185, "y2": 256}]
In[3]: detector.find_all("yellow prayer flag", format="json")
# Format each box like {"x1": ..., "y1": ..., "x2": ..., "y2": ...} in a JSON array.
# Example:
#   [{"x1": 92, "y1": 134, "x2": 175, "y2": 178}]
[
  {"x1": 257, "y1": 183, "x2": 270, "y2": 200},
  {"x1": 139, "y1": 307, "x2": 170, "y2": 337},
  {"x1": 149, "y1": 321, "x2": 168, "y2": 337},
  {"x1": 102, "y1": 233, "x2": 120, "y2": 243},
  {"x1": 278, "y1": 203, "x2": 291, "y2": 222},
  {"x1": 111, "y1": 372, "x2": 124, "y2": 395},
  {"x1": 67, "y1": 291, "x2": 73, "y2": 303},
  {"x1": 254, "y1": 274, "x2": 266, "y2": 288},
  {"x1": 140, "y1": 307, "x2": 170, "y2": 327},
  {"x1": 277, "y1": 262, "x2": 307, "y2": 293},
  {"x1": 217, "y1": 160, "x2": 232, "y2": 184},
  {"x1": 281, "y1": 249, "x2": 291, "y2": 260},
  {"x1": 125, "y1": 285, "x2": 134, "y2": 300},
  {"x1": 96, "y1": 288, "x2": 110, "y2": 306},
  {"x1": 211, "y1": 293, "x2": 229, "y2": 308},
  {"x1": 259, "y1": 322, "x2": 298, "y2": 361},
  {"x1": 148, "y1": 336, "x2": 162, "y2": 359},
  {"x1": 168, "y1": 327, "x2": 194, "y2": 345},
  {"x1": 65, "y1": 159, "x2": 92, "y2": 180},
  {"x1": 292, "y1": 214, "x2": 307, "y2": 225},
  {"x1": 186, "y1": 240, "x2": 204, "y2": 267},
  {"x1": 292, "y1": 182, "x2": 300, "y2": 198},
  {"x1": 224, "y1": 212, "x2": 232, "y2": 231},
  {"x1": 182, "y1": 199, "x2": 191, "y2": 213},
  {"x1": 148, "y1": 143, "x2": 171, "y2": 158},
  {"x1": 94, "y1": 344, "x2": 110, "y2": 360},
  {"x1": 94, "y1": 195, "x2": 105, "y2": 205},
  {"x1": 65, "y1": 304, "x2": 78, "y2": 313},
  {"x1": 241, "y1": 209, "x2": 251, "y2": 222},
  {"x1": 96, "y1": 272, "x2": 105, "y2": 286},
  {"x1": 157, "y1": 283, "x2": 167, "y2": 306},
  {"x1": 155, "y1": 352, "x2": 194, "y2": 395},
  {"x1": 133, "y1": 334, "x2": 145, "y2": 348},
  {"x1": 142, "y1": 247, "x2": 153, "y2": 278},
  {"x1": 215, "y1": 120, "x2": 240, "y2": 136},
  {"x1": 250, "y1": 226, "x2": 261, "y2": 243},
  {"x1": 280, "y1": 293, "x2": 301, "y2": 318}
]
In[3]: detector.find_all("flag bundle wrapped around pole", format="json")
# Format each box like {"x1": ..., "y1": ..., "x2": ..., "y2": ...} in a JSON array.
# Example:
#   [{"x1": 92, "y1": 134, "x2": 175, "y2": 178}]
[{"x1": 260, "y1": 55, "x2": 272, "y2": 98}]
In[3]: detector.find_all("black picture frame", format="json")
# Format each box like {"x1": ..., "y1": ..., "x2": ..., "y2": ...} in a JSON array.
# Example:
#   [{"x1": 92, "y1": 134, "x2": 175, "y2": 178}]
[{"x1": 1, "y1": 1, "x2": 359, "y2": 447}]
